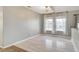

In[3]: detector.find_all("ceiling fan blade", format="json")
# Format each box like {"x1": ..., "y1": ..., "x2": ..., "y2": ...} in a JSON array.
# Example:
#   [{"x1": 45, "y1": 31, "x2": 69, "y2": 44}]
[{"x1": 50, "y1": 6, "x2": 56, "y2": 13}]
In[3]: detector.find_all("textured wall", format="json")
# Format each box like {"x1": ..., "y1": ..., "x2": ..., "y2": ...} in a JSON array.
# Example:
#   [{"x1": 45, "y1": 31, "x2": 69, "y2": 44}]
[{"x1": 3, "y1": 6, "x2": 41, "y2": 47}]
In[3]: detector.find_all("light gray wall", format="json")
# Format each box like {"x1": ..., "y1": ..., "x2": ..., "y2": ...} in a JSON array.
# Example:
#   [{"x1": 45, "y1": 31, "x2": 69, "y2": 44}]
[
  {"x1": 0, "y1": 7, "x2": 3, "y2": 47},
  {"x1": 3, "y1": 6, "x2": 41, "y2": 47},
  {"x1": 40, "y1": 14, "x2": 44, "y2": 33},
  {"x1": 71, "y1": 28, "x2": 79, "y2": 51}
]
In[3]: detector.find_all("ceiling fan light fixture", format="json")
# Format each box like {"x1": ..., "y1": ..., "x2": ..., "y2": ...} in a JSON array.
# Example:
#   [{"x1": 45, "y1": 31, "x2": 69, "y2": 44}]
[{"x1": 44, "y1": 6, "x2": 55, "y2": 14}]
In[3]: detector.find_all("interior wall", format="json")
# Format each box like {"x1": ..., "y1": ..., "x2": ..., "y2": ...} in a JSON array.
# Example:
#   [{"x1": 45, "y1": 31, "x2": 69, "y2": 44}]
[
  {"x1": 40, "y1": 14, "x2": 44, "y2": 33},
  {"x1": 68, "y1": 10, "x2": 79, "y2": 27},
  {"x1": 67, "y1": 10, "x2": 79, "y2": 36},
  {"x1": 71, "y1": 28, "x2": 79, "y2": 51},
  {"x1": 3, "y1": 6, "x2": 41, "y2": 47},
  {"x1": 0, "y1": 7, "x2": 3, "y2": 47},
  {"x1": 77, "y1": 15, "x2": 79, "y2": 23}
]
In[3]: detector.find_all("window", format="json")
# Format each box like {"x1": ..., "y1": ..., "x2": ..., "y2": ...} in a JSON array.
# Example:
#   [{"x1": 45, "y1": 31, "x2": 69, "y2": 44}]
[
  {"x1": 44, "y1": 18, "x2": 53, "y2": 31},
  {"x1": 44, "y1": 13, "x2": 67, "y2": 35},
  {"x1": 56, "y1": 18, "x2": 66, "y2": 33}
]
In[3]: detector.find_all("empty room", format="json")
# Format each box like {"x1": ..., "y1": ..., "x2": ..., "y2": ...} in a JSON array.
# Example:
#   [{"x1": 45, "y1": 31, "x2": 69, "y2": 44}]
[{"x1": 0, "y1": 6, "x2": 79, "y2": 52}]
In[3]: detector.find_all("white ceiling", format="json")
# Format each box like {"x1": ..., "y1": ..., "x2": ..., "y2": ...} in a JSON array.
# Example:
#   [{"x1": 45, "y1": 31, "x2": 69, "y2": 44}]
[{"x1": 26, "y1": 6, "x2": 79, "y2": 14}]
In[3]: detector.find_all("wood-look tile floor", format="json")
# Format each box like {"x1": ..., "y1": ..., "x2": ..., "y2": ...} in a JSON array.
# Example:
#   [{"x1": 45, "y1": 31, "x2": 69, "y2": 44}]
[
  {"x1": 15, "y1": 34, "x2": 75, "y2": 52},
  {"x1": 0, "y1": 34, "x2": 74, "y2": 52},
  {"x1": 0, "y1": 46, "x2": 26, "y2": 52}
]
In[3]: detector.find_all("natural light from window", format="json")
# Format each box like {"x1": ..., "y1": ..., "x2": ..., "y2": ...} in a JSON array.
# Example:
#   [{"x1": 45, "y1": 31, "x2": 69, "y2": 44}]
[{"x1": 56, "y1": 18, "x2": 66, "y2": 32}]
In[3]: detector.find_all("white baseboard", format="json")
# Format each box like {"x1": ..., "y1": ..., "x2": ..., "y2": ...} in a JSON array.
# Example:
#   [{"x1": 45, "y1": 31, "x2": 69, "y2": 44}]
[
  {"x1": 71, "y1": 39, "x2": 78, "y2": 52},
  {"x1": 3, "y1": 34, "x2": 41, "y2": 48}
]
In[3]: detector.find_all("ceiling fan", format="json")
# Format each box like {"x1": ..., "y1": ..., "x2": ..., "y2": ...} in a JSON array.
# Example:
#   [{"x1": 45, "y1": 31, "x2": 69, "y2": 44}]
[
  {"x1": 44, "y1": 6, "x2": 55, "y2": 14},
  {"x1": 27, "y1": 6, "x2": 56, "y2": 14}
]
